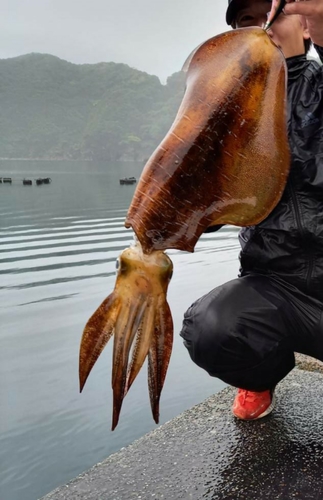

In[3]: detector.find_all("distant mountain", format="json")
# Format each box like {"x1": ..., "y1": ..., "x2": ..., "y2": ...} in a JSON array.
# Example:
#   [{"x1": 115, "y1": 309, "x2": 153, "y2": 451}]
[{"x1": 0, "y1": 53, "x2": 186, "y2": 160}]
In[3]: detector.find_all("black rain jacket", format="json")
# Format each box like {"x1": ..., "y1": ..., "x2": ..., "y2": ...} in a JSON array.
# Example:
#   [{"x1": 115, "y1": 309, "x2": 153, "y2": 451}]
[{"x1": 239, "y1": 46, "x2": 323, "y2": 301}]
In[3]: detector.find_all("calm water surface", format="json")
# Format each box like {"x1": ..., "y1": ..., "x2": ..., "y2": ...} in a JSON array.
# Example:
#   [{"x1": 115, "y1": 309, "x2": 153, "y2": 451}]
[{"x1": 0, "y1": 160, "x2": 240, "y2": 500}]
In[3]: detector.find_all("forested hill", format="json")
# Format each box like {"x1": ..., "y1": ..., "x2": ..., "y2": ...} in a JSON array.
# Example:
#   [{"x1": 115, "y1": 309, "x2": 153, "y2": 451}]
[{"x1": 0, "y1": 53, "x2": 186, "y2": 160}]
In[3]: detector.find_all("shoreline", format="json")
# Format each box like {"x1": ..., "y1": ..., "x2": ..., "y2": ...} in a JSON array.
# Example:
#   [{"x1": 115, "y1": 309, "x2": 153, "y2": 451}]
[{"x1": 40, "y1": 364, "x2": 323, "y2": 500}]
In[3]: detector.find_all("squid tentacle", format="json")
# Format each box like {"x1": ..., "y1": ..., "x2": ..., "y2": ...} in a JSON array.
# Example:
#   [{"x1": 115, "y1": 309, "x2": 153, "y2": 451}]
[
  {"x1": 79, "y1": 294, "x2": 121, "y2": 392},
  {"x1": 80, "y1": 244, "x2": 173, "y2": 429},
  {"x1": 124, "y1": 296, "x2": 156, "y2": 395},
  {"x1": 112, "y1": 294, "x2": 149, "y2": 430},
  {"x1": 148, "y1": 297, "x2": 173, "y2": 424}
]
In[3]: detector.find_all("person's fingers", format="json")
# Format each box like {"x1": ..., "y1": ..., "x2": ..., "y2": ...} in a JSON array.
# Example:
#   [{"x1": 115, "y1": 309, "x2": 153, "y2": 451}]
[{"x1": 284, "y1": 0, "x2": 320, "y2": 17}]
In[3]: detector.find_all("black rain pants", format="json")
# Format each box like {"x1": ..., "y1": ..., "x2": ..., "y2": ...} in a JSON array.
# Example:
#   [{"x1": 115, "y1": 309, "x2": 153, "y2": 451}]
[{"x1": 180, "y1": 274, "x2": 323, "y2": 391}]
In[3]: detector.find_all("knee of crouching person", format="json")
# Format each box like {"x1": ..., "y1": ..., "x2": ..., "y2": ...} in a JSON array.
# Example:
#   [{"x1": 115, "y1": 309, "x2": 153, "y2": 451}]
[{"x1": 179, "y1": 299, "x2": 232, "y2": 373}]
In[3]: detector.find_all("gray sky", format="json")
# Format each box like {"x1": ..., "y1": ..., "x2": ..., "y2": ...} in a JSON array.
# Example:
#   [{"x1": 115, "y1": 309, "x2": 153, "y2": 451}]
[{"x1": 1, "y1": 0, "x2": 229, "y2": 81}]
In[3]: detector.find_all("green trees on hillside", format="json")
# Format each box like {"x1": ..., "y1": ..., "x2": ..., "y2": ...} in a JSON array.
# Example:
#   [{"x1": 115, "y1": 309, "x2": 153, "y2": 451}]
[{"x1": 0, "y1": 54, "x2": 186, "y2": 160}]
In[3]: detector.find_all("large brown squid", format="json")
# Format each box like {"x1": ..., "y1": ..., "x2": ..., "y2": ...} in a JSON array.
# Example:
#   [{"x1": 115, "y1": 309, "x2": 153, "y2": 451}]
[{"x1": 79, "y1": 26, "x2": 290, "y2": 430}]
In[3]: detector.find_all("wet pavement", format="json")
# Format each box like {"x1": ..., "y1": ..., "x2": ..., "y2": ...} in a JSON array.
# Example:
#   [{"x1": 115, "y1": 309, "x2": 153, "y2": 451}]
[{"x1": 41, "y1": 368, "x2": 323, "y2": 500}]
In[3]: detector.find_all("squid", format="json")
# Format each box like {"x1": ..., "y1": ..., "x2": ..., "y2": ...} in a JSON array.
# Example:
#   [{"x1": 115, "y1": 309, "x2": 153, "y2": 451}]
[{"x1": 79, "y1": 26, "x2": 290, "y2": 430}]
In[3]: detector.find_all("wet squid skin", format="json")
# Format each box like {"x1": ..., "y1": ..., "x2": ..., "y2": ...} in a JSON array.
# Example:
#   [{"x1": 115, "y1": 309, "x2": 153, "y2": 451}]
[
  {"x1": 125, "y1": 27, "x2": 290, "y2": 253},
  {"x1": 80, "y1": 27, "x2": 290, "y2": 429}
]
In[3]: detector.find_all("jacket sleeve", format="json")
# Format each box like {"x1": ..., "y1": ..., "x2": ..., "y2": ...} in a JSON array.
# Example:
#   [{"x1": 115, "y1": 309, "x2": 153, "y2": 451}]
[{"x1": 314, "y1": 45, "x2": 323, "y2": 64}]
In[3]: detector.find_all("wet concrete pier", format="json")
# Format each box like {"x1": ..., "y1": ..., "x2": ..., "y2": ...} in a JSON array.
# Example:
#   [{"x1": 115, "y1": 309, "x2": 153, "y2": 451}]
[{"x1": 41, "y1": 367, "x2": 323, "y2": 500}]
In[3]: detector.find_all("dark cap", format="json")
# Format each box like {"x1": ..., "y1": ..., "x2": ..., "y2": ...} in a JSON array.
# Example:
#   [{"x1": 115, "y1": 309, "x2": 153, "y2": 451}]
[
  {"x1": 226, "y1": 0, "x2": 241, "y2": 25},
  {"x1": 226, "y1": 0, "x2": 272, "y2": 25}
]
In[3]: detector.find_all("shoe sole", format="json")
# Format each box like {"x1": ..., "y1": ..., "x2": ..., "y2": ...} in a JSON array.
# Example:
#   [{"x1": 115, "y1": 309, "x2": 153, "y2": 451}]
[{"x1": 256, "y1": 393, "x2": 276, "y2": 419}]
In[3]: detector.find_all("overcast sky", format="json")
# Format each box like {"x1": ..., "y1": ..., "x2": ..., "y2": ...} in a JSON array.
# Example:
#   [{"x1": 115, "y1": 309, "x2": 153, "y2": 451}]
[{"x1": 1, "y1": 0, "x2": 230, "y2": 81}]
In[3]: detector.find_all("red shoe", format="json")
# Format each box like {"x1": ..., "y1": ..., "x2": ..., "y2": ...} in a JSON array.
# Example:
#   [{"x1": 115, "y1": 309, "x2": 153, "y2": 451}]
[{"x1": 232, "y1": 388, "x2": 275, "y2": 420}]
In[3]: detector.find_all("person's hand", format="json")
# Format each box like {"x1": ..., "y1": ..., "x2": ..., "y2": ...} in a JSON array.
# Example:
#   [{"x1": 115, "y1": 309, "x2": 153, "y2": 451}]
[{"x1": 284, "y1": 0, "x2": 323, "y2": 47}]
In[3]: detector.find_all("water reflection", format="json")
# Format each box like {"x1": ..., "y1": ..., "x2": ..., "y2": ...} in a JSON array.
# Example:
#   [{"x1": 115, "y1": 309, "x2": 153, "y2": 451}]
[{"x1": 0, "y1": 160, "x2": 239, "y2": 500}]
